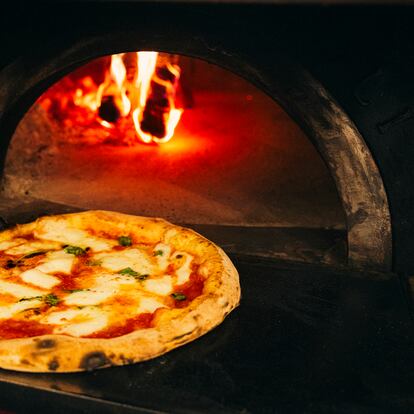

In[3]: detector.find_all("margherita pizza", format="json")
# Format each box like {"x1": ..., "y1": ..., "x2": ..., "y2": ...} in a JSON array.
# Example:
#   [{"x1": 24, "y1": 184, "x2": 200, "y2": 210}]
[{"x1": 0, "y1": 211, "x2": 240, "y2": 372}]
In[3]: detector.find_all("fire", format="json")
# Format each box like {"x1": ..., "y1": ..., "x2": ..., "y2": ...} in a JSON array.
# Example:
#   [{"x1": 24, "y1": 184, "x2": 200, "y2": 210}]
[
  {"x1": 136, "y1": 51, "x2": 158, "y2": 107},
  {"x1": 109, "y1": 53, "x2": 131, "y2": 117},
  {"x1": 132, "y1": 53, "x2": 183, "y2": 144},
  {"x1": 55, "y1": 51, "x2": 183, "y2": 145}
]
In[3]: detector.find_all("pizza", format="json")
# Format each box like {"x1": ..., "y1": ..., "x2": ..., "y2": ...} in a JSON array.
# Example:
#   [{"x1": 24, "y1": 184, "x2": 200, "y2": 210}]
[{"x1": 0, "y1": 210, "x2": 240, "y2": 372}]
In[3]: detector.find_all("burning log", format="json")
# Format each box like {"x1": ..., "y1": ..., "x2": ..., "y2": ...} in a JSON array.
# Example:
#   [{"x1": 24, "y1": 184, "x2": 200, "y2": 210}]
[
  {"x1": 98, "y1": 95, "x2": 121, "y2": 123},
  {"x1": 132, "y1": 53, "x2": 182, "y2": 144},
  {"x1": 41, "y1": 52, "x2": 183, "y2": 145}
]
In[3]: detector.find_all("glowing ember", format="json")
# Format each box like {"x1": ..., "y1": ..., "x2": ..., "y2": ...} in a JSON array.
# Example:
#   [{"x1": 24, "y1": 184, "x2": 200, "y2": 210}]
[{"x1": 40, "y1": 52, "x2": 183, "y2": 145}]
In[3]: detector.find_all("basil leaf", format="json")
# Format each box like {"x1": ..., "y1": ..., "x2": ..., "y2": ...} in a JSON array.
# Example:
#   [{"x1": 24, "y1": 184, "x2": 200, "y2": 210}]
[
  {"x1": 118, "y1": 267, "x2": 139, "y2": 277},
  {"x1": 21, "y1": 250, "x2": 48, "y2": 259},
  {"x1": 64, "y1": 246, "x2": 87, "y2": 256},
  {"x1": 6, "y1": 250, "x2": 48, "y2": 268},
  {"x1": 44, "y1": 293, "x2": 60, "y2": 306},
  {"x1": 153, "y1": 250, "x2": 164, "y2": 256},
  {"x1": 19, "y1": 294, "x2": 61, "y2": 306},
  {"x1": 171, "y1": 292, "x2": 187, "y2": 301},
  {"x1": 118, "y1": 236, "x2": 132, "y2": 247},
  {"x1": 19, "y1": 296, "x2": 43, "y2": 302}
]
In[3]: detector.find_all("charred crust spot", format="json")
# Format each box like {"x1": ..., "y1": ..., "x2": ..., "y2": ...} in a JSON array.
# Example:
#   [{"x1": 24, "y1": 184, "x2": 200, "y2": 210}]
[
  {"x1": 118, "y1": 354, "x2": 134, "y2": 365},
  {"x1": 222, "y1": 301, "x2": 229, "y2": 308},
  {"x1": 5, "y1": 260, "x2": 16, "y2": 269},
  {"x1": 20, "y1": 359, "x2": 30, "y2": 365},
  {"x1": 37, "y1": 339, "x2": 56, "y2": 349},
  {"x1": 48, "y1": 358, "x2": 59, "y2": 371},
  {"x1": 173, "y1": 331, "x2": 193, "y2": 341},
  {"x1": 80, "y1": 351, "x2": 110, "y2": 371}
]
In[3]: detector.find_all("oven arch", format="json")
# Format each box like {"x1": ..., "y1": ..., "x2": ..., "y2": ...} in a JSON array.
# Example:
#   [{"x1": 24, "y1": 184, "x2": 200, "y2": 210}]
[{"x1": 0, "y1": 30, "x2": 391, "y2": 271}]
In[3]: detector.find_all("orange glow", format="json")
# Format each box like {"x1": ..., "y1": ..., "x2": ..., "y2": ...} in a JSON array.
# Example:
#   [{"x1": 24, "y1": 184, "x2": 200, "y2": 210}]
[{"x1": 41, "y1": 52, "x2": 183, "y2": 145}]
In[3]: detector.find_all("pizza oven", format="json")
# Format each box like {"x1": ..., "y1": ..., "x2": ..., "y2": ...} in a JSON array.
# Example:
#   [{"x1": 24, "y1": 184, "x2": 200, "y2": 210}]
[{"x1": 0, "y1": 2, "x2": 413, "y2": 413}]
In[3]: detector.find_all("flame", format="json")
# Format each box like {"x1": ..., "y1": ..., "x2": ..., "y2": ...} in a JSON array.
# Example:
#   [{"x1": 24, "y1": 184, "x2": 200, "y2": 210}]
[
  {"x1": 70, "y1": 52, "x2": 182, "y2": 144},
  {"x1": 73, "y1": 77, "x2": 101, "y2": 111},
  {"x1": 109, "y1": 53, "x2": 131, "y2": 117},
  {"x1": 136, "y1": 52, "x2": 158, "y2": 107}
]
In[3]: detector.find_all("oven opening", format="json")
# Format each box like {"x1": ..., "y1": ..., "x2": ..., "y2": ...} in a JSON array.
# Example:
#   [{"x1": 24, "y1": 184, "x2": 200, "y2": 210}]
[{"x1": 2, "y1": 52, "x2": 347, "y2": 266}]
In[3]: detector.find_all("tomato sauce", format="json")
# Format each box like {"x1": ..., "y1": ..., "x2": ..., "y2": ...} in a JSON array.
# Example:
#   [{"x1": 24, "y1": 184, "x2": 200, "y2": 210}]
[
  {"x1": 86, "y1": 312, "x2": 154, "y2": 338},
  {"x1": 0, "y1": 253, "x2": 19, "y2": 269},
  {"x1": 16, "y1": 254, "x2": 48, "y2": 271},
  {"x1": 0, "y1": 319, "x2": 53, "y2": 339},
  {"x1": 172, "y1": 273, "x2": 205, "y2": 309},
  {"x1": 52, "y1": 273, "x2": 78, "y2": 291},
  {"x1": 19, "y1": 234, "x2": 36, "y2": 242}
]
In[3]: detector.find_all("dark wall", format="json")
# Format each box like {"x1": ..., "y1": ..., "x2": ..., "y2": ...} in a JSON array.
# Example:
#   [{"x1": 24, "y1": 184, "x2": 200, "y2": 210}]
[
  {"x1": 287, "y1": 7, "x2": 414, "y2": 276},
  {"x1": 1, "y1": 3, "x2": 413, "y2": 273}
]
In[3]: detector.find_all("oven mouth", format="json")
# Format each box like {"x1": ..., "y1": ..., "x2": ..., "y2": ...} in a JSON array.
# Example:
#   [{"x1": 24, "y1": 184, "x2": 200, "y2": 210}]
[{"x1": 0, "y1": 38, "x2": 392, "y2": 271}]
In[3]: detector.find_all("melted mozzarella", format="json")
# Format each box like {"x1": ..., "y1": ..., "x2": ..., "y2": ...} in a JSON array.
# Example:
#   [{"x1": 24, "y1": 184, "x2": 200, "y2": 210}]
[
  {"x1": 137, "y1": 296, "x2": 165, "y2": 314},
  {"x1": 154, "y1": 243, "x2": 171, "y2": 271},
  {"x1": 5, "y1": 240, "x2": 61, "y2": 255},
  {"x1": 0, "y1": 280, "x2": 44, "y2": 298},
  {"x1": 143, "y1": 276, "x2": 173, "y2": 296},
  {"x1": 96, "y1": 249, "x2": 154, "y2": 274},
  {"x1": 63, "y1": 274, "x2": 135, "y2": 306},
  {"x1": 36, "y1": 250, "x2": 74, "y2": 274},
  {"x1": 174, "y1": 252, "x2": 193, "y2": 285},
  {"x1": 64, "y1": 290, "x2": 113, "y2": 307},
  {"x1": 0, "y1": 239, "x2": 26, "y2": 251},
  {"x1": 20, "y1": 269, "x2": 60, "y2": 289},
  {"x1": 44, "y1": 307, "x2": 109, "y2": 337},
  {"x1": 34, "y1": 220, "x2": 113, "y2": 252},
  {"x1": 79, "y1": 237, "x2": 113, "y2": 253},
  {"x1": 44, "y1": 308, "x2": 81, "y2": 324},
  {"x1": 0, "y1": 298, "x2": 42, "y2": 320}
]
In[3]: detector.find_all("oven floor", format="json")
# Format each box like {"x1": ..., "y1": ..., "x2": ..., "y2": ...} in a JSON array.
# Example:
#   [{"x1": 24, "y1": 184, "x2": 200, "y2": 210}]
[
  {"x1": 0, "y1": 256, "x2": 412, "y2": 413},
  {"x1": 0, "y1": 197, "x2": 348, "y2": 266}
]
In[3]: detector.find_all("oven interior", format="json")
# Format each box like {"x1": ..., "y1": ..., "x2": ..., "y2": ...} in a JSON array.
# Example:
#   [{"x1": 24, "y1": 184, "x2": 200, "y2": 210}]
[{"x1": 2, "y1": 52, "x2": 347, "y2": 266}]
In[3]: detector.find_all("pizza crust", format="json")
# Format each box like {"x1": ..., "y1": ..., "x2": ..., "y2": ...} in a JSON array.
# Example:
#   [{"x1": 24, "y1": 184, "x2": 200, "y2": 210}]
[{"x1": 0, "y1": 211, "x2": 240, "y2": 372}]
